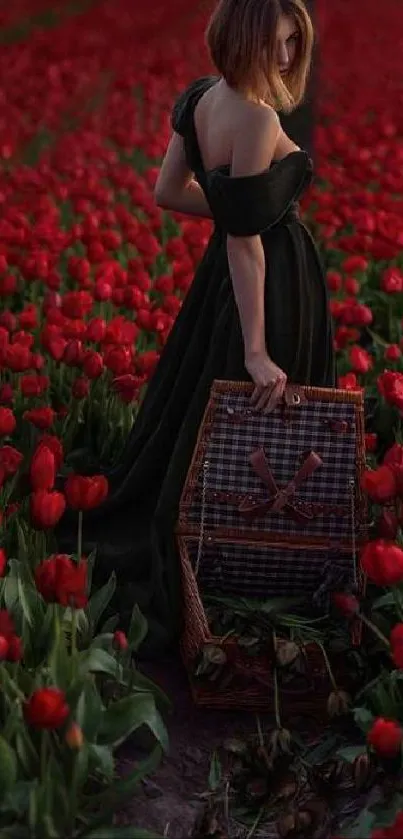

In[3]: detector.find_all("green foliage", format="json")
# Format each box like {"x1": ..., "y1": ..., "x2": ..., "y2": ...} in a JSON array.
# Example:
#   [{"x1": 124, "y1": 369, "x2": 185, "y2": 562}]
[{"x1": 0, "y1": 556, "x2": 167, "y2": 838}]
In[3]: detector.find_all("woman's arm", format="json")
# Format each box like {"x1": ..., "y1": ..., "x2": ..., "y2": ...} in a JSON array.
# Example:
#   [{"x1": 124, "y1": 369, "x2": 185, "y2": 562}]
[
  {"x1": 227, "y1": 107, "x2": 280, "y2": 361},
  {"x1": 157, "y1": 179, "x2": 213, "y2": 219},
  {"x1": 154, "y1": 133, "x2": 213, "y2": 218}
]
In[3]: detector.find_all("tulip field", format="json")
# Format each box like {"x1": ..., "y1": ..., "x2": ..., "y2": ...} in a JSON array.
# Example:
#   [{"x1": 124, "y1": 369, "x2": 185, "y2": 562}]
[{"x1": 1, "y1": 0, "x2": 403, "y2": 835}]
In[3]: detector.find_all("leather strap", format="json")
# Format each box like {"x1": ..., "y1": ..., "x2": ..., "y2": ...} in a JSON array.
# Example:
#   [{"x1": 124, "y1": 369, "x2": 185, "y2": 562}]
[{"x1": 239, "y1": 447, "x2": 323, "y2": 522}]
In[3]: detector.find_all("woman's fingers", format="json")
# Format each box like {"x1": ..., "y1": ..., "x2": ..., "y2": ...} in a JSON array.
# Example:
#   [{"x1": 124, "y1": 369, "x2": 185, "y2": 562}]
[
  {"x1": 251, "y1": 385, "x2": 264, "y2": 406},
  {"x1": 254, "y1": 379, "x2": 277, "y2": 412},
  {"x1": 250, "y1": 372, "x2": 287, "y2": 413},
  {"x1": 264, "y1": 377, "x2": 287, "y2": 414}
]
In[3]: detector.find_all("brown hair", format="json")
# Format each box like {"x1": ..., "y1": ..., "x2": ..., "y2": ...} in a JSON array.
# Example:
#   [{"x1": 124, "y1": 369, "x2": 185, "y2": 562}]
[{"x1": 205, "y1": 0, "x2": 314, "y2": 112}]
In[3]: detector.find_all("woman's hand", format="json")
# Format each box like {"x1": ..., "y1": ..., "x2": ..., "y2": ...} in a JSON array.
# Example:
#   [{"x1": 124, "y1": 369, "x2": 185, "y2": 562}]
[{"x1": 245, "y1": 352, "x2": 287, "y2": 414}]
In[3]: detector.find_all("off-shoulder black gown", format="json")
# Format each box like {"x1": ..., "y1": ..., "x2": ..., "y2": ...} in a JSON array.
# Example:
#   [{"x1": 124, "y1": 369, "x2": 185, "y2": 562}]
[{"x1": 60, "y1": 77, "x2": 335, "y2": 655}]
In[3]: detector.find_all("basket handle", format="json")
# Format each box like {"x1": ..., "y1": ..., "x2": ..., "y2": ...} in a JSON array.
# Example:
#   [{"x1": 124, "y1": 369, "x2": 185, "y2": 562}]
[{"x1": 283, "y1": 385, "x2": 307, "y2": 408}]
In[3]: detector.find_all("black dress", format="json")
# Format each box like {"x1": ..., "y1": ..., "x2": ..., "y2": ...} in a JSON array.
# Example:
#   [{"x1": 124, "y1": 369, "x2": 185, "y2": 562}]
[{"x1": 60, "y1": 76, "x2": 335, "y2": 656}]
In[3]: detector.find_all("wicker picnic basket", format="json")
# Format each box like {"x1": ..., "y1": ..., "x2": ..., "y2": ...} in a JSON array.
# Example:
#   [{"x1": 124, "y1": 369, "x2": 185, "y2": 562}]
[{"x1": 176, "y1": 380, "x2": 367, "y2": 713}]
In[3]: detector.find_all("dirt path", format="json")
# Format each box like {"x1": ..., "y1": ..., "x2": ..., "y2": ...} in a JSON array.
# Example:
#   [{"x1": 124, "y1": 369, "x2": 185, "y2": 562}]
[{"x1": 117, "y1": 656, "x2": 264, "y2": 838}]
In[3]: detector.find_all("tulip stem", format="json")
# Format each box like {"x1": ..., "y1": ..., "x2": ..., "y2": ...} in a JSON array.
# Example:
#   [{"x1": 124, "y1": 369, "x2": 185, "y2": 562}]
[
  {"x1": 0, "y1": 664, "x2": 25, "y2": 701},
  {"x1": 272, "y1": 632, "x2": 282, "y2": 729},
  {"x1": 40, "y1": 731, "x2": 48, "y2": 785},
  {"x1": 359, "y1": 612, "x2": 390, "y2": 648},
  {"x1": 317, "y1": 641, "x2": 338, "y2": 692},
  {"x1": 71, "y1": 608, "x2": 78, "y2": 659},
  {"x1": 392, "y1": 588, "x2": 403, "y2": 622},
  {"x1": 77, "y1": 510, "x2": 83, "y2": 562}
]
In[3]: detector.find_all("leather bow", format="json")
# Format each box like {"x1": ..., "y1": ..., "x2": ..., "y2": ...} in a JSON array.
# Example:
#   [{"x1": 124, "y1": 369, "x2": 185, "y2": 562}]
[{"x1": 238, "y1": 447, "x2": 323, "y2": 522}]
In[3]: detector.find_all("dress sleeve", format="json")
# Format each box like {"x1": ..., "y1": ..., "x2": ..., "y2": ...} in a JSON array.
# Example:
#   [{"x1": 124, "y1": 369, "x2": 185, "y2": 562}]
[
  {"x1": 207, "y1": 151, "x2": 313, "y2": 236},
  {"x1": 171, "y1": 76, "x2": 219, "y2": 137}
]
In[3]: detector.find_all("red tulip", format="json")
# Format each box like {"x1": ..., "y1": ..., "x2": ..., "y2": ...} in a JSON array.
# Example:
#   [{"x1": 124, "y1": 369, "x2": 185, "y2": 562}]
[
  {"x1": 0, "y1": 383, "x2": 13, "y2": 404},
  {"x1": 342, "y1": 256, "x2": 368, "y2": 273},
  {"x1": 326, "y1": 271, "x2": 342, "y2": 292},
  {"x1": 7, "y1": 635, "x2": 23, "y2": 662},
  {"x1": 367, "y1": 718, "x2": 403, "y2": 758},
  {"x1": 0, "y1": 407, "x2": 16, "y2": 436},
  {"x1": 24, "y1": 687, "x2": 69, "y2": 730},
  {"x1": 349, "y1": 345, "x2": 372, "y2": 374},
  {"x1": 0, "y1": 608, "x2": 22, "y2": 661},
  {"x1": 103, "y1": 345, "x2": 132, "y2": 375},
  {"x1": 63, "y1": 339, "x2": 84, "y2": 367},
  {"x1": 82, "y1": 350, "x2": 104, "y2": 379},
  {"x1": 113, "y1": 630, "x2": 129, "y2": 651},
  {"x1": 23, "y1": 407, "x2": 55, "y2": 430},
  {"x1": 61, "y1": 290, "x2": 93, "y2": 319},
  {"x1": 30, "y1": 490, "x2": 66, "y2": 530},
  {"x1": 4, "y1": 343, "x2": 31, "y2": 372},
  {"x1": 385, "y1": 344, "x2": 401, "y2": 362},
  {"x1": 30, "y1": 444, "x2": 55, "y2": 491},
  {"x1": 112, "y1": 374, "x2": 142, "y2": 404},
  {"x1": 72, "y1": 376, "x2": 90, "y2": 399},
  {"x1": 20, "y1": 374, "x2": 50, "y2": 397},
  {"x1": 360, "y1": 540, "x2": 403, "y2": 587},
  {"x1": 65, "y1": 722, "x2": 84, "y2": 749},
  {"x1": 381, "y1": 267, "x2": 403, "y2": 294},
  {"x1": 0, "y1": 445, "x2": 21, "y2": 478},
  {"x1": 39, "y1": 435, "x2": 64, "y2": 471},
  {"x1": 378, "y1": 371, "x2": 403, "y2": 412},
  {"x1": 365, "y1": 433, "x2": 378, "y2": 453},
  {"x1": 344, "y1": 276, "x2": 360, "y2": 295},
  {"x1": 361, "y1": 465, "x2": 397, "y2": 503},
  {"x1": 35, "y1": 554, "x2": 88, "y2": 609},
  {"x1": 332, "y1": 592, "x2": 360, "y2": 617},
  {"x1": 86, "y1": 317, "x2": 106, "y2": 343},
  {"x1": 65, "y1": 475, "x2": 108, "y2": 511},
  {"x1": 0, "y1": 636, "x2": 9, "y2": 660}
]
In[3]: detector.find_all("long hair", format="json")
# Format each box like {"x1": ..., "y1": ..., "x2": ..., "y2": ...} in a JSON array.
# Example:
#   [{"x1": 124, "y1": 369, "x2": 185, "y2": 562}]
[{"x1": 205, "y1": 0, "x2": 314, "y2": 112}]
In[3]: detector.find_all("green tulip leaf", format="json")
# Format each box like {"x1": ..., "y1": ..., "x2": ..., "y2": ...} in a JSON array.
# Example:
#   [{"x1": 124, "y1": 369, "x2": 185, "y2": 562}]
[
  {"x1": 88, "y1": 744, "x2": 115, "y2": 780},
  {"x1": 127, "y1": 604, "x2": 148, "y2": 652},
  {"x1": 208, "y1": 750, "x2": 222, "y2": 791},
  {"x1": 75, "y1": 681, "x2": 104, "y2": 742},
  {"x1": 85, "y1": 548, "x2": 98, "y2": 594},
  {"x1": 3, "y1": 575, "x2": 19, "y2": 616},
  {"x1": 15, "y1": 730, "x2": 38, "y2": 776},
  {"x1": 340, "y1": 808, "x2": 376, "y2": 838},
  {"x1": 337, "y1": 745, "x2": 366, "y2": 763},
  {"x1": 16, "y1": 520, "x2": 29, "y2": 562},
  {"x1": 129, "y1": 668, "x2": 171, "y2": 710},
  {"x1": 0, "y1": 737, "x2": 17, "y2": 801},
  {"x1": 98, "y1": 693, "x2": 168, "y2": 751},
  {"x1": 353, "y1": 706, "x2": 374, "y2": 734},
  {"x1": 86, "y1": 572, "x2": 116, "y2": 634},
  {"x1": 100, "y1": 614, "x2": 119, "y2": 634},
  {"x1": 0, "y1": 780, "x2": 31, "y2": 819},
  {"x1": 49, "y1": 615, "x2": 73, "y2": 691},
  {"x1": 73, "y1": 743, "x2": 91, "y2": 791},
  {"x1": 80, "y1": 746, "x2": 162, "y2": 834},
  {"x1": 79, "y1": 647, "x2": 121, "y2": 681},
  {"x1": 17, "y1": 574, "x2": 35, "y2": 628}
]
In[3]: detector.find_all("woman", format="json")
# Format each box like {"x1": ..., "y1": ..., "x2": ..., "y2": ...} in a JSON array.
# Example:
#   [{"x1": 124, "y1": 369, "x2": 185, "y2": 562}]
[{"x1": 64, "y1": 0, "x2": 335, "y2": 655}]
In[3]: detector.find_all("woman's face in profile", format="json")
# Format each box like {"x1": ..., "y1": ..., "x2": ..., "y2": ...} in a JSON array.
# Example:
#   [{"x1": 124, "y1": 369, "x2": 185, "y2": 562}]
[{"x1": 275, "y1": 14, "x2": 299, "y2": 76}]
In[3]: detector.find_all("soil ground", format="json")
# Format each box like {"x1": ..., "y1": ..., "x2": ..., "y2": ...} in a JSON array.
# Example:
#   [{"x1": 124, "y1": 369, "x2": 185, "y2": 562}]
[
  {"x1": 118, "y1": 655, "x2": 264, "y2": 837},
  {"x1": 116, "y1": 657, "x2": 376, "y2": 839}
]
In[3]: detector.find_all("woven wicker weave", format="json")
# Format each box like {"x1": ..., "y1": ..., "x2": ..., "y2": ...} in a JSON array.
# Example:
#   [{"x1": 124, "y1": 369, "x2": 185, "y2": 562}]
[{"x1": 177, "y1": 380, "x2": 367, "y2": 712}]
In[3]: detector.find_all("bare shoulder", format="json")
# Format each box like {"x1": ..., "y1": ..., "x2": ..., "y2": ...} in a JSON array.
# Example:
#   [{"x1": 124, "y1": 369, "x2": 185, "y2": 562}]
[{"x1": 231, "y1": 103, "x2": 281, "y2": 177}]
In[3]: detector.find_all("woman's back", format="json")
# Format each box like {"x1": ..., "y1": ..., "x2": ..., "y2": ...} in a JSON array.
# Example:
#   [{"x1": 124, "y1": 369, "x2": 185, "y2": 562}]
[{"x1": 193, "y1": 77, "x2": 300, "y2": 175}]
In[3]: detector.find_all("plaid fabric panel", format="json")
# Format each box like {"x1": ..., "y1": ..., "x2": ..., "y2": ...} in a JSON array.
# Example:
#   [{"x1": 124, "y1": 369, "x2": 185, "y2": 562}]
[
  {"x1": 188, "y1": 540, "x2": 356, "y2": 599},
  {"x1": 187, "y1": 393, "x2": 360, "y2": 541}
]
